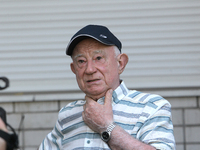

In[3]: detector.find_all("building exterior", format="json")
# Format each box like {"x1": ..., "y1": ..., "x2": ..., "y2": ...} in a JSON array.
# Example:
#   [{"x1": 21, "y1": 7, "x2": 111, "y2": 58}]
[{"x1": 0, "y1": 0, "x2": 200, "y2": 150}]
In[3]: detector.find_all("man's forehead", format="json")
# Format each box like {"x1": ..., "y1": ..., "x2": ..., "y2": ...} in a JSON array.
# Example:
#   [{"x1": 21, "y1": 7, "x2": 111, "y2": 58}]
[
  {"x1": 73, "y1": 49, "x2": 106, "y2": 59},
  {"x1": 73, "y1": 39, "x2": 111, "y2": 53}
]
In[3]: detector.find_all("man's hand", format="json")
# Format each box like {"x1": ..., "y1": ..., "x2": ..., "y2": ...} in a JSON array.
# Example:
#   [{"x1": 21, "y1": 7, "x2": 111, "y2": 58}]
[{"x1": 82, "y1": 89, "x2": 113, "y2": 133}]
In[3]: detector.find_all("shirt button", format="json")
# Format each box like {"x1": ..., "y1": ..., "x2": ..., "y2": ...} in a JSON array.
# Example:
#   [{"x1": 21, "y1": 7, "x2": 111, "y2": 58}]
[{"x1": 87, "y1": 140, "x2": 90, "y2": 144}]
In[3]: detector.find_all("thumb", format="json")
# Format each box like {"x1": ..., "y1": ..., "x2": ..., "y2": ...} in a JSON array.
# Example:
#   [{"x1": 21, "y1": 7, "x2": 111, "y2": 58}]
[{"x1": 104, "y1": 89, "x2": 113, "y2": 106}]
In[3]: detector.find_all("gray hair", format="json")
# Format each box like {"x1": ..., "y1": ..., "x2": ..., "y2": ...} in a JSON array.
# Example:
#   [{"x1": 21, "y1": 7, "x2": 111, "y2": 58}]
[{"x1": 113, "y1": 46, "x2": 121, "y2": 57}]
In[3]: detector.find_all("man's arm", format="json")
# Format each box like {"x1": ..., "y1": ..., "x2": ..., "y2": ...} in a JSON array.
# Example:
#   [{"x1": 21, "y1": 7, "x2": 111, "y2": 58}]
[
  {"x1": 82, "y1": 89, "x2": 156, "y2": 150},
  {"x1": 108, "y1": 125, "x2": 156, "y2": 150}
]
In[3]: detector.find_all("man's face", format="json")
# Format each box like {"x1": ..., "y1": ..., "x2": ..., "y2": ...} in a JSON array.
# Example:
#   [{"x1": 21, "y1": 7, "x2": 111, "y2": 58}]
[{"x1": 70, "y1": 38, "x2": 121, "y2": 100}]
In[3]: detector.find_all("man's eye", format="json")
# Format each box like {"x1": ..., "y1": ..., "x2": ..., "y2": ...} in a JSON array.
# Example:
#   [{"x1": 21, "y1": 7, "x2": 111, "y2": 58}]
[
  {"x1": 78, "y1": 60, "x2": 85, "y2": 63},
  {"x1": 96, "y1": 56, "x2": 102, "y2": 60}
]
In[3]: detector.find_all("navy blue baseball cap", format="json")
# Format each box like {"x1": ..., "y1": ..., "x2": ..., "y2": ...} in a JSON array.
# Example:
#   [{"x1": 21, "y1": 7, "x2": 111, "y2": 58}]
[{"x1": 66, "y1": 25, "x2": 122, "y2": 56}]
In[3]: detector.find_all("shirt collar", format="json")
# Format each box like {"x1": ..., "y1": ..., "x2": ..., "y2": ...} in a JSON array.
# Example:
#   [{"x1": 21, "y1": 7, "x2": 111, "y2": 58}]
[
  {"x1": 97, "y1": 80, "x2": 129, "y2": 105},
  {"x1": 112, "y1": 80, "x2": 129, "y2": 104}
]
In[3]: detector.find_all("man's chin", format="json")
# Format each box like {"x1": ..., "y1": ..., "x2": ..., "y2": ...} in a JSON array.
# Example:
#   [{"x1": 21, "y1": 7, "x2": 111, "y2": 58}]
[{"x1": 85, "y1": 90, "x2": 107, "y2": 100}]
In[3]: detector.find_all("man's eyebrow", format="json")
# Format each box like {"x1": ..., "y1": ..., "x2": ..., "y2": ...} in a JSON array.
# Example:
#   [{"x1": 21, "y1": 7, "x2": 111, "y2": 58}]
[
  {"x1": 73, "y1": 50, "x2": 104, "y2": 59},
  {"x1": 73, "y1": 54, "x2": 83, "y2": 59}
]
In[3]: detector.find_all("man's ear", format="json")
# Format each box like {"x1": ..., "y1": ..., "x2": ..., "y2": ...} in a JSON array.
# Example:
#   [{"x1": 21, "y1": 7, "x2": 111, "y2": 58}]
[
  {"x1": 70, "y1": 63, "x2": 76, "y2": 74},
  {"x1": 117, "y1": 53, "x2": 129, "y2": 74}
]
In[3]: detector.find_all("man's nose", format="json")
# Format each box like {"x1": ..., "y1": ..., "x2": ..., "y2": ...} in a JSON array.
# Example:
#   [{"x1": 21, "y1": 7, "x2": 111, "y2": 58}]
[{"x1": 85, "y1": 60, "x2": 97, "y2": 74}]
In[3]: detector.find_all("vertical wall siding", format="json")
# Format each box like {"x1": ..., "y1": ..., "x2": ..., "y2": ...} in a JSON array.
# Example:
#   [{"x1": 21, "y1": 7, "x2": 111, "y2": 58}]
[{"x1": 0, "y1": 0, "x2": 200, "y2": 101}]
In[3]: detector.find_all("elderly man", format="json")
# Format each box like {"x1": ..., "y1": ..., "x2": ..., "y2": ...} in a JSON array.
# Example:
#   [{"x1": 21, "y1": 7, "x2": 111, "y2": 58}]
[{"x1": 39, "y1": 25, "x2": 175, "y2": 150}]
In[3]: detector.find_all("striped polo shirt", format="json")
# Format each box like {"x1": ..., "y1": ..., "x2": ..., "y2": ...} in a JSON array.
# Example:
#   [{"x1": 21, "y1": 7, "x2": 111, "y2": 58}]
[{"x1": 39, "y1": 81, "x2": 175, "y2": 150}]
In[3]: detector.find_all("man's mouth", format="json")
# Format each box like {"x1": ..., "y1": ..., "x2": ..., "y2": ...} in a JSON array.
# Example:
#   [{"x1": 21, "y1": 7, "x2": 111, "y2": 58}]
[{"x1": 87, "y1": 79, "x2": 100, "y2": 83}]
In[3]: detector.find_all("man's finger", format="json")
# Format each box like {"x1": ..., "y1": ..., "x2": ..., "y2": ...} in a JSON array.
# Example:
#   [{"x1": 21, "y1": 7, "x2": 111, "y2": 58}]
[
  {"x1": 85, "y1": 95, "x2": 94, "y2": 103},
  {"x1": 82, "y1": 111, "x2": 86, "y2": 122},
  {"x1": 104, "y1": 89, "x2": 113, "y2": 106}
]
